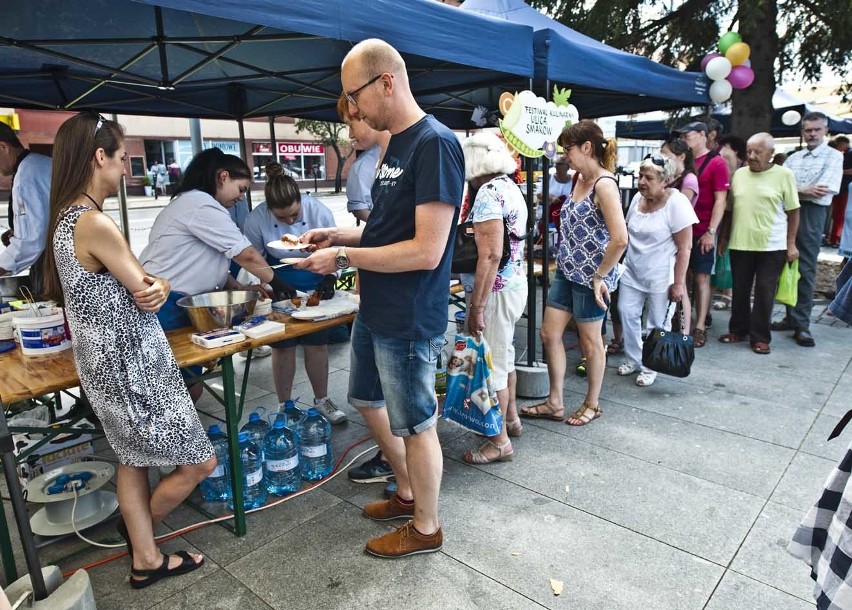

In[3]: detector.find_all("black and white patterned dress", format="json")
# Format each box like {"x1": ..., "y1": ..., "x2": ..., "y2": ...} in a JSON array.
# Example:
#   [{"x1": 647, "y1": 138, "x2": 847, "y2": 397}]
[{"x1": 54, "y1": 206, "x2": 212, "y2": 467}]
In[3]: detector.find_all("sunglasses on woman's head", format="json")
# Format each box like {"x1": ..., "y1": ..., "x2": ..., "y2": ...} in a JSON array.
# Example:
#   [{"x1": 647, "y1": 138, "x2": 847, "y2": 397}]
[{"x1": 643, "y1": 154, "x2": 666, "y2": 167}]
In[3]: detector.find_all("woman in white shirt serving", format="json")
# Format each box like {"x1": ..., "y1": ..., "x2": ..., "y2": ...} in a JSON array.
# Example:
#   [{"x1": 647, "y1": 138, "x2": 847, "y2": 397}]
[
  {"x1": 616, "y1": 154, "x2": 697, "y2": 387},
  {"x1": 242, "y1": 162, "x2": 346, "y2": 424}
]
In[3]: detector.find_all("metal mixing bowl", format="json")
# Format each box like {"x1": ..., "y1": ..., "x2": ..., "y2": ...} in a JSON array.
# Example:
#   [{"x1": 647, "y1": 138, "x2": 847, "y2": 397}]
[{"x1": 176, "y1": 290, "x2": 258, "y2": 332}]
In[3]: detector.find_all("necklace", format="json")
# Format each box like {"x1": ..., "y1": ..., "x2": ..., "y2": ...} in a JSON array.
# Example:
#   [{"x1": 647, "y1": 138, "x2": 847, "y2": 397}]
[{"x1": 81, "y1": 192, "x2": 102, "y2": 212}]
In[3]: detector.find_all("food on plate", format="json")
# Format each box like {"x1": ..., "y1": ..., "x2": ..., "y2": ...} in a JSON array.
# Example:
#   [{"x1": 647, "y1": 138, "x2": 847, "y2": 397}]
[
  {"x1": 280, "y1": 233, "x2": 301, "y2": 248},
  {"x1": 291, "y1": 297, "x2": 302, "y2": 308},
  {"x1": 306, "y1": 291, "x2": 321, "y2": 307}
]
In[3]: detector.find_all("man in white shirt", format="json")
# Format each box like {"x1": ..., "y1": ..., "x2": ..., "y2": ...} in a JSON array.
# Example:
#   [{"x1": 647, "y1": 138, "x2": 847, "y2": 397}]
[
  {"x1": 772, "y1": 112, "x2": 844, "y2": 347},
  {"x1": 0, "y1": 122, "x2": 52, "y2": 293}
]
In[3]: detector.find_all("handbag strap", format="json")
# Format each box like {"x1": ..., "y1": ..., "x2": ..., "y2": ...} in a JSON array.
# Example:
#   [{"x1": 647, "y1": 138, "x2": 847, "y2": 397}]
[{"x1": 665, "y1": 300, "x2": 684, "y2": 331}]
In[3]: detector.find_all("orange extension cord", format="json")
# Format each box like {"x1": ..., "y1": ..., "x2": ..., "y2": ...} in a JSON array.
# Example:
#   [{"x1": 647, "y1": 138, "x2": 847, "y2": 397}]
[{"x1": 62, "y1": 434, "x2": 376, "y2": 578}]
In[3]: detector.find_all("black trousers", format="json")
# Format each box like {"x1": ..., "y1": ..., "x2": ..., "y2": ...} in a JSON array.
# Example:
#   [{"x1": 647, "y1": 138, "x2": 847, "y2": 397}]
[{"x1": 729, "y1": 249, "x2": 787, "y2": 345}]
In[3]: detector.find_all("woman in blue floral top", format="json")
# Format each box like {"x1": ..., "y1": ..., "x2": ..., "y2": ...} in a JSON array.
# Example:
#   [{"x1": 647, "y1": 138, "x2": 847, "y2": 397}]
[
  {"x1": 459, "y1": 132, "x2": 528, "y2": 464},
  {"x1": 521, "y1": 120, "x2": 627, "y2": 426}
]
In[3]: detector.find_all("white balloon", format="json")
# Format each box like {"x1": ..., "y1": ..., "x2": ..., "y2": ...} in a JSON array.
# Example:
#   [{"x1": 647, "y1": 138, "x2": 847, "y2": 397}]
[
  {"x1": 782, "y1": 110, "x2": 802, "y2": 126},
  {"x1": 709, "y1": 79, "x2": 733, "y2": 103},
  {"x1": 705, "y1": 56, "x2": 733, "y2": 81}
]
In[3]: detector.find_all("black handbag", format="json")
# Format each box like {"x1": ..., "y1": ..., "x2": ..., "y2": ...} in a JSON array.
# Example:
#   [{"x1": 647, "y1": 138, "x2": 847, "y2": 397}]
[
  {"x1": 451, "y1": 219, "x2": 512, "y2": 274},
  {"x1": 641, "y1": 302, "x2": 694, "y2": 378}
]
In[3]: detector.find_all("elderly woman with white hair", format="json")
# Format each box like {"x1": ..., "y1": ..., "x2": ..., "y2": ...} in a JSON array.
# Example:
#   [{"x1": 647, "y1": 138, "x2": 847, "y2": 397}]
[
  {"x1": 459, "y1": 132, "x2": 527, "y2": 464},
  {"x1": 617, "y1": 154, "x2": 698, "y2": 386}
]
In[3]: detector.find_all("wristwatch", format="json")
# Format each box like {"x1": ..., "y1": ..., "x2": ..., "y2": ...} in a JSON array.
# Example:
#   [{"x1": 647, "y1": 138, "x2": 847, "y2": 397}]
[
  {"x1": 335, "y1": 247, "x2": 350, "y2": 270},
  {"x1": 707, "y1": 227, "x2": 717, "y2": 236}
]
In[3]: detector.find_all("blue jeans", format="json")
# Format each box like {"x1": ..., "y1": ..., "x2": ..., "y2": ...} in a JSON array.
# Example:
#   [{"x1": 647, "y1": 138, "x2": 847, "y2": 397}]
[{"x1": 348, "y1": 316, "x2": 443, "y2": 437}]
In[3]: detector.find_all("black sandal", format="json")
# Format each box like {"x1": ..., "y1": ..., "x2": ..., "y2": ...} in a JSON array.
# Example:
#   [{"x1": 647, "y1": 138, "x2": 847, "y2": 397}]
[{"x1": 129, "y1": 551, "x2": 203, "y2": 590}]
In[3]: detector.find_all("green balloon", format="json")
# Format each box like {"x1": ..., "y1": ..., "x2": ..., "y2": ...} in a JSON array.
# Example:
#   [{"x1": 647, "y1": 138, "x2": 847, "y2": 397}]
[{"x1": 718, "y1": 31, "x2": 742, "y2": 54}]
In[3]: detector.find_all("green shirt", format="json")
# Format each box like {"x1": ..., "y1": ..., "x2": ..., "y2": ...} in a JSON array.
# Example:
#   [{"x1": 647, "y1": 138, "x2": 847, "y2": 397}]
[{"x1": 730, "y1": 165, "x2": 799, "y2": 252}]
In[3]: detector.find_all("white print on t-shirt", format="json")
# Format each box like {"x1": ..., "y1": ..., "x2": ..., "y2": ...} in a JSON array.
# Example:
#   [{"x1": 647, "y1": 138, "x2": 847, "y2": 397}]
[{"x1": 377, "y1": 163, "x2": 404, "y2": 188}]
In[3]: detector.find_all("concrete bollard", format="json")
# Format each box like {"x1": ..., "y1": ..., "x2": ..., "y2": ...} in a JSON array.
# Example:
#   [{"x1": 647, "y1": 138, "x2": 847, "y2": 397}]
[
  {"x1": 3, "y1": 566, "x2": 96, "y2": 610},
  {"x1": 515, "y1": 361, "x2": 550, "y2": 398}
]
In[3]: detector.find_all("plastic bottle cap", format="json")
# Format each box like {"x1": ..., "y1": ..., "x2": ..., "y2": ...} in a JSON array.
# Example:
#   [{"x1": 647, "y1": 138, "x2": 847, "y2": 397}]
[
  {"x1": 272, "y1": 419, "x2": 287, "y2": 430},
  {"x1": 305, "y1": 408, "x2": 319, "y2": 417},
  {"x1": 283, "y1": 399, "x2": 295, "y2": 409},
  {"x1": 238, "y1": 431, "x2": 249, "y2": 442},
  {"x1": 208, "y1": 424, "x2": 221, "y2": 435},
  {"x1": 248, "y1": 413, "x2": 261, "y2": 422}
]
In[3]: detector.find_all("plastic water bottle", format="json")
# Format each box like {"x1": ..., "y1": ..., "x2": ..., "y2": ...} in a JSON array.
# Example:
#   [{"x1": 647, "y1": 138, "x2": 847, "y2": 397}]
[
  {"x1": 240, "y1": 410, "x2": 269, "y2": 446},
  {"x1": 263, "y1": 419, "x2": 302, "y2": 496},
  {"x1": 279, "y1": 399, "x2": 305, "y2": 432},
  {"x1": 200, "y1": 425, "x2": 231, "y2": 502},
  {"x1": 228, "y1": 431, "x2": 267, "y2": 510},
  {"x1": 298, "y1": 408, "x2": 333, "y2": 481},
  {"x1": 547, "y1": 222, "x2": 558, "y2": 250}
]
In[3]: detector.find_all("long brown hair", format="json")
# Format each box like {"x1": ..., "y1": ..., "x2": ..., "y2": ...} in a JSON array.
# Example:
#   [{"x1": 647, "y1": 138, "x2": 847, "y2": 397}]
[
  {"x1": 558, "y1": 120, "x2": 618, "y2": 173},
  {"x1": 41, "y1": 112, "x2": 124, "y2": 304}
]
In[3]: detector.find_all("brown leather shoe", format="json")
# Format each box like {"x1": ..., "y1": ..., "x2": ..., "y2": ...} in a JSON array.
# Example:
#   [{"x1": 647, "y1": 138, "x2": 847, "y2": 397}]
[
  {"x1": 365, "y1": 521, "x2": 443, "y2": 558},
  {"x1": 363, "y1": 494, "x2": 415, "y2": 521}
]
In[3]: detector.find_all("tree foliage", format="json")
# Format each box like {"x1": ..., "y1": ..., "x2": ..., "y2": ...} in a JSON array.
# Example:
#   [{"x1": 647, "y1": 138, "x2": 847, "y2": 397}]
[
  {"x1": 529, "y1": 0, "x2": 852, "y2": 136},
  {"x1": 294, "y1": 119, "x2": 352, "y2": 193}
]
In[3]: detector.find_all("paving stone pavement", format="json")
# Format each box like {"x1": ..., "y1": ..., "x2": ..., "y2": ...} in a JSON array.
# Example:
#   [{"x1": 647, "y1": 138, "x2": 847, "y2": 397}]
[{"x1": 2, "y1": 295, "x2": 848, "y2": 609}]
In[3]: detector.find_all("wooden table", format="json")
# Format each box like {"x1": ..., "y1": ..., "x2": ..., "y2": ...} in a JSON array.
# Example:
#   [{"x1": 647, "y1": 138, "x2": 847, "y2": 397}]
[{"x1": 0, "y1": 311, "x2": 356, "y2": 588}]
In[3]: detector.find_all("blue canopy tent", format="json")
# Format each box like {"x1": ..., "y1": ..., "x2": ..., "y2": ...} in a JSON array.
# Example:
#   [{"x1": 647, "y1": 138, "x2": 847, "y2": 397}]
[
  {"x1": 1, "y1": 0, "x2": 535, "y2": 122},
  {"x1": 458, "y1": 0, "x2": 709, "y2": 118},
  {"x1": 616, "y1": 91, "x2": 852, "y2": 139}
]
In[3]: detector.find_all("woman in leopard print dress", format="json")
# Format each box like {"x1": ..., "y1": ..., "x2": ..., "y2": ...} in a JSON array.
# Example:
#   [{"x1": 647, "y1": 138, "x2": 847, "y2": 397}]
[{"x1": 41, "y1": 113, "x2": 215, "y2": 589}]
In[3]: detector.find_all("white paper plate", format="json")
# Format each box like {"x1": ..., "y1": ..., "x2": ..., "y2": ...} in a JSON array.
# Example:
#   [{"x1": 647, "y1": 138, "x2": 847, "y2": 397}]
[
  {"x1": 290, "y1": 292, "x2": 359, "y2": 320},
  {"x1": 267, "y1": 240, "x2": 309, "y2": 250}
]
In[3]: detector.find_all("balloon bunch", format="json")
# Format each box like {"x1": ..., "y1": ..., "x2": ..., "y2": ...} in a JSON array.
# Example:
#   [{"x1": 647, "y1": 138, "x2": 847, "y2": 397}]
[{"x1": 700, "y1": 32, "x2": 755, "y2": 104}]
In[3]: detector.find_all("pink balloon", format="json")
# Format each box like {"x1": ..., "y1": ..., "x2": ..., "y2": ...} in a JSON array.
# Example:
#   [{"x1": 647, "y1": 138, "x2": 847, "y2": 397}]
[
  {"x1": 701, "y1": 53, "x2": 722, "y2": 71},
  {"x1": 728, "y1": 65, "x2": 755, "y2": 89}
]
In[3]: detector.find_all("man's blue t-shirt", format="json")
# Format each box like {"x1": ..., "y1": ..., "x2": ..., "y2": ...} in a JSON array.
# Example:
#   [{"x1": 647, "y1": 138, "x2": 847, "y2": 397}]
[{"x1": 359, "y1": 115, "x2": 464, "y2": 340}]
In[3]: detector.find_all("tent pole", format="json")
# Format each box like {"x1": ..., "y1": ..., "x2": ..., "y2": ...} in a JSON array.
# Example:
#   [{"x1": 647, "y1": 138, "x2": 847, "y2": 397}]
[
  {"x1": 525, "y1": 155, "x2": 536, "y2": 367},
  {"x1": 112, "y1": 113, "x2": 130, "y2": 241},
  {"x1": 269, "y1": 116, "x2": 277, "y2": 168},
  {"x1": 190, "y1": 118, "x2": 202, "y2": 156},
  {"x1": 238, "y1": 118, "x2": 252, "y2": 210}
]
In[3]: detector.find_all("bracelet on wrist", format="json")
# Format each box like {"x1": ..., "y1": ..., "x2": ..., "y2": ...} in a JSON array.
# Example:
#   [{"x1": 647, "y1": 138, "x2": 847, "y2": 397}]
[{"x1": 593, "y1": 271, "x2": 606, "y2": 281}]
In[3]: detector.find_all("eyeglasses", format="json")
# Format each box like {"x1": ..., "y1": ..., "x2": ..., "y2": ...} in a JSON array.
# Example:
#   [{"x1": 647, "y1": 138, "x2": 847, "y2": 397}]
[
  {"x1": 93, "y1": 113, "x2": 107, "y2": 135},
  {"x1": 345, "y1": 74, "x2": 383, "y2": 106},
  {"x1": 643, "y1": 154, "x2": 666, "y2": 167}
]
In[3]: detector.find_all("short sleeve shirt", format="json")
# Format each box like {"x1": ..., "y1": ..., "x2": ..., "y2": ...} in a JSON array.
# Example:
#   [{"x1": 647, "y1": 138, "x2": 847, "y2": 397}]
[
  {"x1": 621, "y1": 190, "x2": 698, "y2": 293},
  {"x1": 784, "y1": 143, "x2": 844, "y2": 205},
  {"x1": 460, "y1": 175, "x2": 528, "y2": 294},
  {"x1": 729, "y1": 165, "x2": 799, "y2": 252},
  {"x1": 140, "y1": 189, "x2": 252, "y2": 295},
  {"x1": 680, "y1": 172, "x2": 699, "y2": 206},
  {"x1": 347, "y1": 145, "x2": 381, "y2": 213},
  {"x1": 693, "y1": 153, "x2": 729, "y2": 235},
  {"x1": 359, "y1": 115, "x2": 464, "y2": 340}
]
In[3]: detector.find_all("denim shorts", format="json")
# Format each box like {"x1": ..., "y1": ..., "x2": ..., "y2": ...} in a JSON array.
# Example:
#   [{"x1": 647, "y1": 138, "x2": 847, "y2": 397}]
[
  {"x1": 546, "y1": 271, "x2": 607, "y2": 323},
  {"x1": 348, "y1": 316, "x2": 442, "y2": 437},
  {"x1": 689, "y1": 235, "x2": 715, "y2": 274}
]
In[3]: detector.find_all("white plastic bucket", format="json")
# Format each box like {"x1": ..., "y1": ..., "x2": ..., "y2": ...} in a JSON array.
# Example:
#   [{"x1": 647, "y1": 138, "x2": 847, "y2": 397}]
[
  {"x1": 0, "y1": 311, "x2": 14, "y2": 340},
  {"x1": 12, "y1": 308, "x2": 71, "y2": 356}
]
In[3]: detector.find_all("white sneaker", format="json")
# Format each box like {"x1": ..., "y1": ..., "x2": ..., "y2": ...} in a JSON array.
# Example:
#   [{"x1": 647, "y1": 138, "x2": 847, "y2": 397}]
[
  {"x1": 314, "y1": 397, "x2": 347, "y2": 424},
  {"x1": 239, "y1": 345, "x2": 273, "y2": 359}
]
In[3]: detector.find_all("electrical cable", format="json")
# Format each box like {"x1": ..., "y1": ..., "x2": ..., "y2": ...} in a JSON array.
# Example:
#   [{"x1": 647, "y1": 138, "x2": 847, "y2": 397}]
[{"x1": 62, "y1": 435, "x2": 376, "y2": 578}]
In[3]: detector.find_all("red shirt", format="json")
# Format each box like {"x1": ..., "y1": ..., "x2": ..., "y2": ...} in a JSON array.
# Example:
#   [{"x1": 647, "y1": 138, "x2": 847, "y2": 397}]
[{"x1": 693, "y1": 152, "x2": 730, "y2": 235}]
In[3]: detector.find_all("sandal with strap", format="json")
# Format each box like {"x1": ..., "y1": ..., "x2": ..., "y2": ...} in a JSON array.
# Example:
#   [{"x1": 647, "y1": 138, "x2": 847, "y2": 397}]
[
  {"x1": 565, "y1": 403, "x2": 602, "y2": 427},
  {"x1": 463, "y1": 439, "x2": 514, "y2": 464},
  {"x1": 719, "y1": 333, "x2": 746, "y2": 344},
  {"x1": 520, "y1": 403, "x2": 564, "y2": 421},
  {"x1": 606, "y1": 338, "x2": 624, "y2": 355},
  {"x1": 636, "y1": 371, "x2": 657, "y2": 387},
  {"x1": 506, "y1": 416, "x2": 523, "y2": 438},
  {"x1": 751, "y1": 342, "x2": 771, "y2": 354},
  {"x1": 713, "y1": 296, "x2": 732, "y2": 310},
  {"x1": 692, "y1": 328, "x2": 707, "y2": 348},
  {"x1": 130, "y1": 551, "x2": 204, "y2": 590},
  {"x1": 617, "y1": 362, "x2": 638, "y2": 376}
]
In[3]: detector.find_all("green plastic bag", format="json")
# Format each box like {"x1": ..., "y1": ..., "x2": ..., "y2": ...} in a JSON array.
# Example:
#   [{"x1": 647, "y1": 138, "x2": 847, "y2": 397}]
[
  {"x1": 711, "y1": 249, "x2": 732, "y2": 289},
  {"x1": 775, "y1": 260, "x2": 799, "y2": 306}
]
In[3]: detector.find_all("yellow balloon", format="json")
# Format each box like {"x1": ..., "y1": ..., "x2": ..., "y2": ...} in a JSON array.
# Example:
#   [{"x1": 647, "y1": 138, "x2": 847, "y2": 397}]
[{"x1": 725, "y1": 42, "x2": 751, "y2": 67}]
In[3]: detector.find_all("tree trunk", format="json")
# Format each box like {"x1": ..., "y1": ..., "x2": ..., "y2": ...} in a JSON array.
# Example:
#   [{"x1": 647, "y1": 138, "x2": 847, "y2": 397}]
[
  {"x1": 332, "y1": 143, "x2": 344, "y2": 193},
  {"x1": 731, "y1": 0, "x2": 777, "y2": 139}
]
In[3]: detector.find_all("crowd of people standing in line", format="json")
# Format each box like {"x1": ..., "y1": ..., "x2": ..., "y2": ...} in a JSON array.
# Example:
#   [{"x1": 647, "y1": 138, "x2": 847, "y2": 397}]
[{"x1": 1, "y1": 36, "x2": 851, "y2": 598}]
